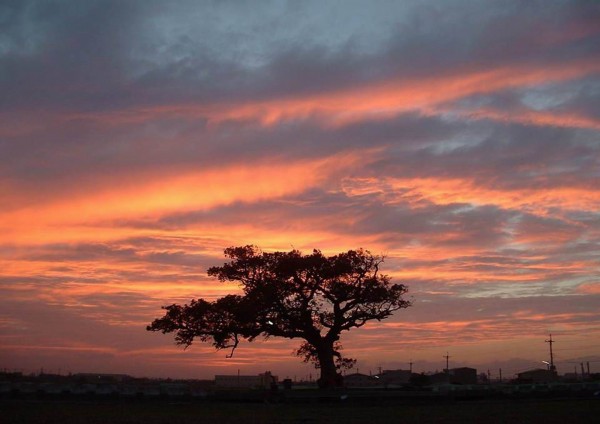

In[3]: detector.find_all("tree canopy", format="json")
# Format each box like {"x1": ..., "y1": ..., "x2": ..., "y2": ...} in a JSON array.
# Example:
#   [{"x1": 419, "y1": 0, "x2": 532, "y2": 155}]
[{"x1": 148, "y1": 246, "x2": 411, "y2": 388}]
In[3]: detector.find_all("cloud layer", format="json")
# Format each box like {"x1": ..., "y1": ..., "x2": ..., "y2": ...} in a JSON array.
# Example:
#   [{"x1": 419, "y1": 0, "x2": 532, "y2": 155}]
[{"x1": 1, "y1": 0, "x2": 599, "y2": 378}]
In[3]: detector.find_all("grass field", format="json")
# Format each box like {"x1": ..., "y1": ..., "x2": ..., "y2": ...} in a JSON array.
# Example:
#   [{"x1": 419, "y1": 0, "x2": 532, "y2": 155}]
[{"x1": 2, "y1": 398, "x2": 600, "y2": 424}]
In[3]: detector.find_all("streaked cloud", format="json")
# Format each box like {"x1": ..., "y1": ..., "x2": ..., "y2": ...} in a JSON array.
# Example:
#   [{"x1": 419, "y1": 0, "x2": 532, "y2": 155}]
[{"x1": 1, "y1": 0, "x2": 599, "y2": 378}]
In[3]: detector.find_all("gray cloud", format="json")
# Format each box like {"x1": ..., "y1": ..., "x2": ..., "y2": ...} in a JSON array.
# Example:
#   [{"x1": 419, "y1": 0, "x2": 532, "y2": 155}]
[
  {"x1": 2, "y1": 0, "x2": 597, "y2": 113},
  {"x1": 1, "y1": 0, "x2": 599, "y2": 378}
]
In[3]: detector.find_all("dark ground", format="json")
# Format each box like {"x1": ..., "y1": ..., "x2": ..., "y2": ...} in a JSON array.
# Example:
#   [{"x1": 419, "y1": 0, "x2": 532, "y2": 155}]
[{"x1": 1, "y1": 398, "x2": 599, "y2": 424}]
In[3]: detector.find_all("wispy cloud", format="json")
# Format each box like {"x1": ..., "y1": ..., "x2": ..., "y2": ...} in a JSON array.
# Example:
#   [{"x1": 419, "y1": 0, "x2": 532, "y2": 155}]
[{"x1": 1, "y1": 0, "x2": 599, "y2": 378}]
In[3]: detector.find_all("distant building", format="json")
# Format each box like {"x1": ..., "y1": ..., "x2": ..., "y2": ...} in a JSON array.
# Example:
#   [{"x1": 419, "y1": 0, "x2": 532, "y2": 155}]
[
  {"x1": 517, "y1": 368, "x2": 557, "y2": 383},
  {"x1": 215, "y1": 372, "x2": 277, "y2": 388},
  {"x1": 160, "y1": 382, "x2": 190, "y2": 397},
  {"x1": 448, "y1": 367, "x2": 477, "y2": 385},
  {"x1": 429, "y1": 367, "x2": 477, "y2": 385},
  {"x1": 429, "y1": 372, "x2": 450, "y2": 385},
  {"x1": 377, "y1": 369, "x2": 412, "y2": 386},
  {"x1": 343, "y1": 372, "x2": 378, "y2": 388},
  {"x1": 562, "y1": 372, "x2": 579, "y2": 382},
  {"x1": 0, "y1": 371, "x2": 23, "y2": 381},
  {"x1": 72, "y1": 373, "x2": 132, "y2": 383}
]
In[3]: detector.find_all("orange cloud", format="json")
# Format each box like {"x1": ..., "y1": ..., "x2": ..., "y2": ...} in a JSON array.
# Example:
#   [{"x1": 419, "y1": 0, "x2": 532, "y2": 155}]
[
  {"x1": 0, "y1": 152, "x2": 367, "y2": 246},
  {"x1": 450, "y1": 107, "x2": 600, "y2": 131},
  {"x1": 577, "y1": 283, "x2": 600, "y2": 294},
  {"x1": 48, "y1": 59, "x2": 600, "y2": 131},
  {"x1": 342, "y1": 176, "x2": 600, "y2": 216}
]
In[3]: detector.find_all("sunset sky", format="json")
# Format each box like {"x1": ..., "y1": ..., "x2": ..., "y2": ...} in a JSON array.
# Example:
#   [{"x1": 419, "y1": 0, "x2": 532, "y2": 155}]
[{"x1": 1, "y1": 0, "x2": 599, "y2": 380}]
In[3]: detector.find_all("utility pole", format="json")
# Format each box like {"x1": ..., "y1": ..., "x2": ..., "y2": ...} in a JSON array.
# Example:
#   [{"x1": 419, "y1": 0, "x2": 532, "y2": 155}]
[
  {"x1": 581, "y1": 363, "x2": 585, "y2": 377},
  {"x1": 499, "y1": 368, "x2": 502, "y2": 383},
  {"x1": 409, "y1": 360, "x2": 413, "y2": 373},
  {"x1": 545, "y1": 334, "x2": 556, "y2": 372},
  {"x1": 587, "y1": 362, "x2": 590, "y2": 377},
  {"x1": 443, "y1": 352, "x2": 450, "y2": 373}
]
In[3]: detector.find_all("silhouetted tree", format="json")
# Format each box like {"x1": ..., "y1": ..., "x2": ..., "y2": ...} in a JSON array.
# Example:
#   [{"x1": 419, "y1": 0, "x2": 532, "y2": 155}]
[{"x1": 148, "y1": 246, "x2": 411, "y2": 388}]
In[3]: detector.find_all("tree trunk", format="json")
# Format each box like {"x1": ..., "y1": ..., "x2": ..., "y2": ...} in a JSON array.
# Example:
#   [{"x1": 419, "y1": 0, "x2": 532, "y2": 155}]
[{"x1": 316, "y1": 341, "x2": 342, "y2": 389}]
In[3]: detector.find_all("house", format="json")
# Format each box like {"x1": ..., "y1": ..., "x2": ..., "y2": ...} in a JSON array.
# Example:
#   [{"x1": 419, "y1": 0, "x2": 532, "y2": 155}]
[
  {"x1": 448, "y1": 367, "x2": 477, "y2": 385},
  {"x1": 343, "y1": 372, "x2": 378, "y2": 388},
  {"x1": 429, "y1": 372, "x2": 450, "y2": 385},
  {"x1": 429, "y1": 367, "x2": 477, "y2": 385},
  {"x1": 376, "y1": 369, "x2": 412, "y2": 386},
  {"x1": 215, "y1": 371, "x2": 277, "y2": 388},
  {"x1": 517, "y1": 368, "x2": 557, "y2": 383},
  {"x1": 72, "y1": 373, "x2": 132, "y2": 383}
]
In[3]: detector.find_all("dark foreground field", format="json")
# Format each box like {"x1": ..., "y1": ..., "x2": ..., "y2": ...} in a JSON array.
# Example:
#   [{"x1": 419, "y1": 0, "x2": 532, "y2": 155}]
[{"x1": 2, "y1": 398, "x2": 599, "y2": 424}]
